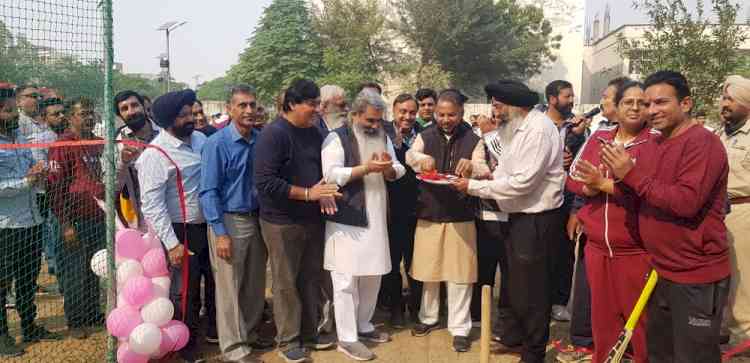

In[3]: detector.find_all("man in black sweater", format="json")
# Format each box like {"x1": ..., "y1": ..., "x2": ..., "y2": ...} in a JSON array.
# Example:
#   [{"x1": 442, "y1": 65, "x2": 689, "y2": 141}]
[{"x1": 254, "y1": 79, "x2": 341, "y2": 363}]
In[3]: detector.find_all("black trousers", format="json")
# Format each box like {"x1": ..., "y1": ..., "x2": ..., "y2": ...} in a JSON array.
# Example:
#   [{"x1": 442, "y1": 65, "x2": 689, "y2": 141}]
[
  {"x1": 569, "y1": 234, "x2": 592, "y2": 348},
  {"x1": 193, "y1": 237, "x2": 216, "y2": 337},
  {"x1": 170, "y1": 223, "x2": 209, "y2": 360},
  {"x1": 59, "y1": 218, "x2": 105, "y2": 328},
  {"x1": 552, "y1": 210, "x2": 574, "y2": 306},
  {"x1": 382, "y1": 215, "x2": 421, "y2": 314},
  {"x1": 470, "y1": 219, "x2": 510, "y2": 324},
  {"x1": 499, "y1": 208, "x2": 561, "y2": 363},
  {"x1": 647, "y1": 276, "x2": 730, "y2": 363},
  {"x1": 0, "y1": 226, "x2": 42, "y2": 336}
]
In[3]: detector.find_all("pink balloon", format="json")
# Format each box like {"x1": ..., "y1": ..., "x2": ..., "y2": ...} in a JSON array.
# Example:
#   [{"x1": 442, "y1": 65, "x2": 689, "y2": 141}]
[
  {"x1": 152, "y1": 329, "x2": 177, "y2": 358},
  {"x1": 122, "y1": 276, "x2": 154, "y2": 308},
  {"x1": 141, "y1": 248, "x2": 169, "y2": 278},
  {"x1": 116, "y1": 229, "x2": 149, "y2": 261},
  {"x1": 162, "y1": 320, "x2": 190, "y2": 351},
  {"x1": 117, "y1": 342, "x2": 148, "y2": 363},
  {"x1": 107, "y1": 306, "x2": 142, "y2": 338},
  {"x1": 116, "y1": 293, "x2": 132, "y2": 309},
  {"x1": 143, "y1": 233, "x2": 162, "y2": 250}
]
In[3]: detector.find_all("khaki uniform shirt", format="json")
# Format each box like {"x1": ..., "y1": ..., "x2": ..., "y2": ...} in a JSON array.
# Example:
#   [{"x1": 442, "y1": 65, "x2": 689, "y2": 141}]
[{"x1": 718, "y1": 121, "x2": 750, "y2": 200}]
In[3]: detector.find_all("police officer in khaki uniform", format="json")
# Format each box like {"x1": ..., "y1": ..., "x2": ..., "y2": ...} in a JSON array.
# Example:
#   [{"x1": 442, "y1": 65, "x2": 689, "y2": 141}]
[{"x1": 718, "y1": 75, "x2": 750, "y2": 340}]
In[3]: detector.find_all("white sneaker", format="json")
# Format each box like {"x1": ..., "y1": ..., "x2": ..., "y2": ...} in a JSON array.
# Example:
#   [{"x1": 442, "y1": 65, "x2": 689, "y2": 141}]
[
  {"x1": 551, "y1": 305, "x2": 571, "y2": 322},
  {"x1": 337, "y1": 341, "x2": 374, "y2": 361}
]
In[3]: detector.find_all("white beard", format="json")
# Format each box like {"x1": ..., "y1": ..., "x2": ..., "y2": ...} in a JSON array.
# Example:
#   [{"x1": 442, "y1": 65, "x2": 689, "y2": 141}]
[
  {"x1": 353, "y1": 124, "x2": 386, "y2": 162},
  {"x1": 352, "y1": 124, "x2": 387, "y2": 193}
]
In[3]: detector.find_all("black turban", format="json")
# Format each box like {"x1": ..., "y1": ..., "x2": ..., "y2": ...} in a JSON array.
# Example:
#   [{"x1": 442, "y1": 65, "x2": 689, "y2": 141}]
[
  {"x1": 484, "y1": 80, "x2": 539, "y2": 107},
  {"x1": 152, "y1": 89, "x2": 196, "y2": 128}
]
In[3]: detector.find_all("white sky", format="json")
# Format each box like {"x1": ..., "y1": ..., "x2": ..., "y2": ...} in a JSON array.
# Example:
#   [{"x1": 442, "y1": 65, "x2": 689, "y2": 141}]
[{"x1": 113, "y1": 0, "x2": 273, "y2": 86}]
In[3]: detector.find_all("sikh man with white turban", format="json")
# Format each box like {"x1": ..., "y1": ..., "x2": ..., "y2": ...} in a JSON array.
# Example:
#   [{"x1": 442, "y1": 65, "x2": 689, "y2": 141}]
[{"x1": 719, "y1": 75, "x2": 750, "y2": 340}]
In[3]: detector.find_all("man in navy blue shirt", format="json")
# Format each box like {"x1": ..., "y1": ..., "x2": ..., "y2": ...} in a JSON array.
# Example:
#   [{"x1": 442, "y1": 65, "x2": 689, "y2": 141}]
[
  {"x1": 200, "y1": 85, "x2": 267, "y2": 363},
  {"x1": 254, "y1": 79, "x2": 341, "y2": 363}
]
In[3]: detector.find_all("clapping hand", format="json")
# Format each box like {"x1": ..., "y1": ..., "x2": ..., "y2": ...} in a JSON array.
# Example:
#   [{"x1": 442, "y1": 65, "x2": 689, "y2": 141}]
[{"x1": 600, "y1": 143, "x2": 634, "y2": 180}]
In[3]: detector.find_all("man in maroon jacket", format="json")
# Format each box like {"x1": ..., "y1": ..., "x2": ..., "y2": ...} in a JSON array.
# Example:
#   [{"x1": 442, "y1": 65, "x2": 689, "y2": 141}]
[
  {"x1": 48, "y1": 97, "x2": 105, "y2": 339},
  {"x1": 601, "y1": 70, "x2": 730, "y2": 363}
]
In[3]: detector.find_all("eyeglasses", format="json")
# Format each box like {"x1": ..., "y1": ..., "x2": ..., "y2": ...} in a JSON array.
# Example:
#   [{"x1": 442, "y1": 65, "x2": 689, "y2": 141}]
[{"x1": 21, "y1": 93, "x2": 41, "y2": 99}]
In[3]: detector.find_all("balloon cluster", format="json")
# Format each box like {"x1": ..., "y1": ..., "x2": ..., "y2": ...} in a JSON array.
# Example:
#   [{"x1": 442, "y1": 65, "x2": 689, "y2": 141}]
[{"x1": 91, "y1": 229, "x2": 190, "y2": 363}]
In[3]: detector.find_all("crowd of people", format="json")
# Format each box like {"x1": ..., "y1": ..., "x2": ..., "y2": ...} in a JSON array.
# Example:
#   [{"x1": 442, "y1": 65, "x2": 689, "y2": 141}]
[{"x1": 0, "y1": 69, "x2": 749, "y2": 363}]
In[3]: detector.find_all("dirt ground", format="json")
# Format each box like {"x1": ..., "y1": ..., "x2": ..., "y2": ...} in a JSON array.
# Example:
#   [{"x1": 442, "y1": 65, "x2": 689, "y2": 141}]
[{"x1": 6, "y1": 264, "x2": 750, "y2": 362}]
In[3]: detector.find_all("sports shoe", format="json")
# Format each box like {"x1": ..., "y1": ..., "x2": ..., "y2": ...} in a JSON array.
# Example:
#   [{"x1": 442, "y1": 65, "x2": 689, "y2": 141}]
[
  {"x1": 551, "y1": 305, "x2": 572, "y2": 322},
  {"x1": 337, "y1": 341, "x2": 375, "y2": 361},
  {"x1": 250, "y1": 336, "x2": 275, "y2": 351},
  {"x1": 556, "y1": 346, "x2": 593, "y2": 362},
  {"x1": 0, "y1": 334, "x2": 24, "y2": 357},
  {"x1": 453, "y1": 335, "x2": 471, "y2": 352},
  {"x1": 303, "y1": 334, "x2": 335, "y2": 350},
  {"x1": 22, "y1": 325, "x2": 63, "y2": 343},
  {"x1": 4, "y1": 294, "x2": 15, "y2": 309},
  {"x1": 69, "y1": 327, "x2": 88, "y2": 340},
  {"x1": 358, "y1": 329, "x2": 389, "y2": 343},
  {"x1": 390, "y1": 307, "x2": 405, "y2": 328},
  {"x1": 411, "y1": 321, "x2": 440, "y2": 337},
  {"x1": 277, "y1": 347, "x2": 307, "y2": 363}
]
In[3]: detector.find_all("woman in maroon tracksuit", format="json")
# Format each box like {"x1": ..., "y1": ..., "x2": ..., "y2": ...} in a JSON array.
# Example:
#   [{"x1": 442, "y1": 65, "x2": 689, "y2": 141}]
[{"x1": 567, "y1": 81, "x2": 656, "y2": 363}]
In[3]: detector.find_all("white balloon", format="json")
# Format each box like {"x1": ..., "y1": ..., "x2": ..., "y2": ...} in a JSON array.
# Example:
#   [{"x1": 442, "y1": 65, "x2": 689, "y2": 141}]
[
  {"x1": 128, "y1": 322, "x2": 162, "y2": 355},
  {"x1": 116, "y1": 259, "x2": 144, "y2": 285},
  {"x1": 90, "y1": 249, "x2": 109, "y2": 278},
  {"x1": 151, "y1": 276, "x2": 171, "y2": 298},
  {"x1": 140, "y1": 297, "x2": 174, "y2": 327}
]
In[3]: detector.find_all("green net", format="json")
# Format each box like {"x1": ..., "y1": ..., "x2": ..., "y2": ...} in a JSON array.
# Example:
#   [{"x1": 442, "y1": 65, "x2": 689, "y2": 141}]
[{"x1": 0, "y1": 0, "x2": 114, "y2": 361}]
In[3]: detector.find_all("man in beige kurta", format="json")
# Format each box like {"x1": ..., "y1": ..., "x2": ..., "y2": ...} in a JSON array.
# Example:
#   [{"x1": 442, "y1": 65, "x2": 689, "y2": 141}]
[
  {"x1": 719, "y1": 75, "x2": 750, "y2": 340},
  {"x1": 405, "y1": 90, "x2": 487, "y2": 352}
]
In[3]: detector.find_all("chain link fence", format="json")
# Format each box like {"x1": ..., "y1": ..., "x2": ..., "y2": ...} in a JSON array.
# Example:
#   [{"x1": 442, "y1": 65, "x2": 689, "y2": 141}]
[{"x1": 0, "y1": 0, "x2": 115, "y2": 361}]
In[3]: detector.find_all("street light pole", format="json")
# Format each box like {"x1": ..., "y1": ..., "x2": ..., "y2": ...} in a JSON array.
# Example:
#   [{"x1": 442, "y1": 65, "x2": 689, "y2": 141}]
[{"x1": 157, "y1": 21, "x2": 187, "y2": 93}]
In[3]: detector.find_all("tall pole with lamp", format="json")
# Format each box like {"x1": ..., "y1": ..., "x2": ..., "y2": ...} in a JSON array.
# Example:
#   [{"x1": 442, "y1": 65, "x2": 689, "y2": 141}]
[{"x1": 157, "y1": 21, "x2": 187, "y2": 93}]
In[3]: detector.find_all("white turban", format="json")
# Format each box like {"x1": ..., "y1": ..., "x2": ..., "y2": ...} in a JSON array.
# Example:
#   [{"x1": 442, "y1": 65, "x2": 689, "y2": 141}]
[{"x1": 724, "y1": 75, "x2": 750, "y2": 109}]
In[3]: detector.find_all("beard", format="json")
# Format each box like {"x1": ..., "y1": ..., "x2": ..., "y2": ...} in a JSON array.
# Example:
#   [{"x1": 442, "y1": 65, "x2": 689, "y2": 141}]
[
  {"x1": 1, "y1": 115, "x2": 19, "y2": 134},
  {"x1": 554, "y1": 102, "x2": 573, "y2": 116},
  {"x1": 353, "y1": 123, "x2": 385, "y2": 160},
  {"x1": 172, "y1": 122, "x2": 195, "y2": 139},
  {"x1": 325, "y1": 111, "x2": 347, "y2": 130},
  {"x1": 124, "y1": 112, "x2": 147, "y2": 132}
]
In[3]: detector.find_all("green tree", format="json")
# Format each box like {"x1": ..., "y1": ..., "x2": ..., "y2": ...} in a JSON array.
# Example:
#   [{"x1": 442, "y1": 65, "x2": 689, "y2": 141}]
[
  {"x1": 197, "y1": 76, "x2": 233, "y2": 101},
  {"x1": 393, "y1": 0, "x2": 560, "y2": 95},
  {"x1": 229, "y1": 0, "x2": 324, "y2": 103},
  {"x1": 618, "y1": 0, "x2": 749, "y2": 114},
  {"x1": 312, "y1": 0, "x2": 400, "y2": 96}
]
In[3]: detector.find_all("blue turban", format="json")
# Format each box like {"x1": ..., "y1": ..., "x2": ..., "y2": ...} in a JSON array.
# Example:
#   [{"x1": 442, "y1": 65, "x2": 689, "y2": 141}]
[{"x1": 152, "y1": 89, "x2": 197, "y2": 128}]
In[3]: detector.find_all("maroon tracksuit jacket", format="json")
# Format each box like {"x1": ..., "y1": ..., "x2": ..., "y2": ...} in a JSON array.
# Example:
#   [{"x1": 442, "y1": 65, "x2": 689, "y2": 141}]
[{"x1": 567, "y1": 125, "x2": 657, "y2": 363}]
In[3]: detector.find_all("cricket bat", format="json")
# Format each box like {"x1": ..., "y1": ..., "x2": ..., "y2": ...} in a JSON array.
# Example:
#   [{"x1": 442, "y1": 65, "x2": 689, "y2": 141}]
[{"x1": 604, "y1": 269, "x2": 658, "y2": 363}]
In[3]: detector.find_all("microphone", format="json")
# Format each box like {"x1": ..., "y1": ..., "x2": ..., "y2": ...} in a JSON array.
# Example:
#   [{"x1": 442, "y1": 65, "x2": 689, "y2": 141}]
[{"x1": 583, "y1": 106, "x2": 601, "y2": 119}]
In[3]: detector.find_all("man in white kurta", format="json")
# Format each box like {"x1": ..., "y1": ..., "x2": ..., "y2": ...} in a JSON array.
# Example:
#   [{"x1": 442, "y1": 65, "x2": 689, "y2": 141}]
[{"x1": 321, "y1": 90, "x2": 405, "y2": 361}]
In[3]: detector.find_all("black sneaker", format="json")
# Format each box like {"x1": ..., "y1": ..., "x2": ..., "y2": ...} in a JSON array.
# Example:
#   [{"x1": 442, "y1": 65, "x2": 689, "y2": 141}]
[
  {"x1": 277, "y1": 346, "x2": 307, "y2": 363},
  {"x1": 250, "y1": 336, "x2": 275, "y2": 351},
  {"x1": 0, "y1": 334, "x2": 24, "y2": 357},
  {"x1": 411, "y1": 321, "x2": 440, "y2": 337},
  {"x1": 69, "y1": 327, "x2": 88, "y2": 340},
  {"x1": 22, "y1": 325, "x2": 63, "y2": 343},
  {"x1": 452, "y1": 335, "x2": 471, "y2": 352},
  {"x1": 302, "y1": 334, "x2": 335, "y2": 350}
]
